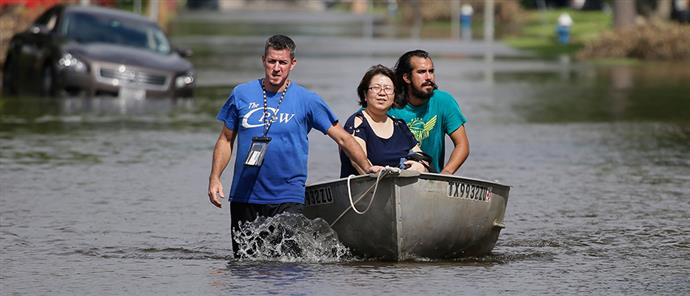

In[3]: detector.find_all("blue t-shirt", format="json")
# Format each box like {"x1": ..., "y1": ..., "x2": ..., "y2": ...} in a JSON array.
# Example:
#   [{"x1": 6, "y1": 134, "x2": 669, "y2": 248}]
[
  {"x1": 387, "y1": 90, "x2": 466, "y2": 172},
  {"x1": 339, "y1": 111, "x2": 418, "y2": 177},
  {"x1": 216, "y1": 79, "x2": 338, "y2": 204}
]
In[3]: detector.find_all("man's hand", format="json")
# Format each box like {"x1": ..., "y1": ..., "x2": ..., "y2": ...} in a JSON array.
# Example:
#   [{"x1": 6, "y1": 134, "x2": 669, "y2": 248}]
[
  {"x1": 208, "y1": 126, "x2": 235, "y2": 208},
  {"x1": 208, "y1": 177, "x2": 224, "y2": 208},
  {"x1": 367, "y1": 165, "x2": 384, "y2": 174}
]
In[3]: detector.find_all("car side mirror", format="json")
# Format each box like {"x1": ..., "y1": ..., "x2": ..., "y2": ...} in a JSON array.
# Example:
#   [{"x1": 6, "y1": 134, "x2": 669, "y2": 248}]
[{"x1": 175, "y1": 47, "x2": 193, "y2": 58}]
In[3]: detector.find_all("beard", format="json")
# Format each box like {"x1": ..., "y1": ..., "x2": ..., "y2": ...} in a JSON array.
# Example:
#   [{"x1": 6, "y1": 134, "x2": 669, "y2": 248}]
[{"x1": 410, "y1": 81, "x2": 436, "y2": 101}]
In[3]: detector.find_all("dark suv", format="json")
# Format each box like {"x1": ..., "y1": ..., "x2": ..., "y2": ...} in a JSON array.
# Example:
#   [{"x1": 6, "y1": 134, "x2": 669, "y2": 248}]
[{"x1": 2, "y1": 4, "x2": 195, "y2": 98}]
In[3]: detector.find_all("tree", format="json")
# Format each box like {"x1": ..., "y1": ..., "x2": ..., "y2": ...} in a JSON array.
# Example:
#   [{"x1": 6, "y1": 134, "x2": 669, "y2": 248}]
[{"x1": 613, "y1": 0, "x2": 637, "y2": 29}]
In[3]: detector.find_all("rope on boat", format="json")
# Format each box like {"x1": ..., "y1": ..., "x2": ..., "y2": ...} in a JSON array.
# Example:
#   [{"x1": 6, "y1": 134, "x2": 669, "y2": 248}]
[{"x1": 329, "y1": 167, "x2": 400, "y2": 227}]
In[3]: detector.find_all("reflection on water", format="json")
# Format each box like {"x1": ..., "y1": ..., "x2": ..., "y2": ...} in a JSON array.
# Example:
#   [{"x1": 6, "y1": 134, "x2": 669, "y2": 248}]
[
  {"x1": 1, "y1": 96, "x2": 195, "y2": 117},
  {"x1": 492, "y1": 62, "x2": 690, "y2": 123},
  {"x1": 0, "y1": 95, "x2": 220, "y2": 133}
]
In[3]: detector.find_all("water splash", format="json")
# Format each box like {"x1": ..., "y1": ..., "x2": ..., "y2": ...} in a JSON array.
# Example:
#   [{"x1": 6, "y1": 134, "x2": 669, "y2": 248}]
[{"x1": 232, "y1": 213, "x2": 350, "y2": 263}]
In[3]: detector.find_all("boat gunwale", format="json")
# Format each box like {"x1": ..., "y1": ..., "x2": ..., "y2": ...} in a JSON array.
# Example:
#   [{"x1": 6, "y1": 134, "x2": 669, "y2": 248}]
[{"x1": 307, "y1": 172, "x2": 510, "y2": 192}]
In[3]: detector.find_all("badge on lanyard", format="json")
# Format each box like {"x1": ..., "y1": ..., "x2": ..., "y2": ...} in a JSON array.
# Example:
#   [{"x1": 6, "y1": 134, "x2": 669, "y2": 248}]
[{"x1": 244, "y1": 136, "x2": 271, "y2": 167}]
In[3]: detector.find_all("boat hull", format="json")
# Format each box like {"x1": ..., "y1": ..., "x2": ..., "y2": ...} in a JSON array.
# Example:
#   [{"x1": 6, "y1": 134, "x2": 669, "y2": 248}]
[{"x1": 303, "y1": 171, "x2": 510, "y2": 261}]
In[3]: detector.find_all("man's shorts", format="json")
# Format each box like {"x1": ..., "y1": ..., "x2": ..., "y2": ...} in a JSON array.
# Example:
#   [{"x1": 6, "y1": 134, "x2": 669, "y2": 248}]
[{"x1": 230, "y1": 202, "x2": 303, "y2": 229}]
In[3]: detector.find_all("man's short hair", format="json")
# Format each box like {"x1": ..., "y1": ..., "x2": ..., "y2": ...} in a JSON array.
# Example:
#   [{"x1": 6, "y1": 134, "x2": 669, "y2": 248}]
[
  {"x1": 393, "y1": 50, "x2": 431, "y2": 107},
  {"x1": 356, "y1": 64, "x2": 396, "y2": 107},
  {"x1": 264, "y1": 35, "x2": 296, "y2": 59}
]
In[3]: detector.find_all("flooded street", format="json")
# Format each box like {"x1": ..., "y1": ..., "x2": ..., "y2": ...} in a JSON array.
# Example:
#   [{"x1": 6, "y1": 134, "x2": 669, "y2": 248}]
[{"x1": 2, "y1": 11, "x2": 690, "y2": 295}]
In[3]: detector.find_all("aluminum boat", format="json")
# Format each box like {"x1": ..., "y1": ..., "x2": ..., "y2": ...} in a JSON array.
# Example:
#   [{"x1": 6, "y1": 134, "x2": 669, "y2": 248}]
[{"x1": 303, "y1": 170, "x2": 510, "y2": 261}]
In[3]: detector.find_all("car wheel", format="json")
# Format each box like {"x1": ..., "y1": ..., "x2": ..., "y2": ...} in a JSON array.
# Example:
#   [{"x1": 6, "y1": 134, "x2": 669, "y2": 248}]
[
  {"x1": 2, "y1": 55, "x2": 18, "y2": 95},
  {"x1": 40, "y1": 64, "x2": 57, "y2": 97}
]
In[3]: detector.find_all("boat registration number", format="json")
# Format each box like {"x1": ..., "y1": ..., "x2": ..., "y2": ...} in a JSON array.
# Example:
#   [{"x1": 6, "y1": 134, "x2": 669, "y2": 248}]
[
  {"x1": 305, "y1": 187, "x2": 334, "y2": 206},
  {"x1": 447, "y1": 181, "x2": 492, "y2": 202}
]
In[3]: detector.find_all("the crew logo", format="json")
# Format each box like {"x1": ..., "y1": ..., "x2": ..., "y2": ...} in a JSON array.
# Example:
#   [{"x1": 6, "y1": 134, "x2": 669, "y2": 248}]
[{"x1": 242, "y1": 107, "x2": 295, "y2": 128}]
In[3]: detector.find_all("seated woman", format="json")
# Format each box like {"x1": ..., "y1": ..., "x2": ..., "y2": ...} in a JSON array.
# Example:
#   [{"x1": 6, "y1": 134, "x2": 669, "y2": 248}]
[{"x1": 339, "y1": 65, "x2": 430, "y2": 177}]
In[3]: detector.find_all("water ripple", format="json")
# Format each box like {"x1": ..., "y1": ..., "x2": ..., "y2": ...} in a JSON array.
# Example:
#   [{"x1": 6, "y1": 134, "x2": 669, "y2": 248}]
[{"x1": 66, "y1": 246, "x2": 230, "y2": 260}]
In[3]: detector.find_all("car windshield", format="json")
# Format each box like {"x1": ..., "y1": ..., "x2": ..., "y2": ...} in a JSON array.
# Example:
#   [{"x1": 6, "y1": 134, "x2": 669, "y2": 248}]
[{"x1": 60, "y1": 11, "x2": 171, "y2": 54}]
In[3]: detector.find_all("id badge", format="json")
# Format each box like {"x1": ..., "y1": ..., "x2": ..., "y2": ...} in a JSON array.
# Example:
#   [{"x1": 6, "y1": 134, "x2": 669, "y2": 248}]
[{"x1": 244, "y1": 136, "x2": 271, "y2": 166}]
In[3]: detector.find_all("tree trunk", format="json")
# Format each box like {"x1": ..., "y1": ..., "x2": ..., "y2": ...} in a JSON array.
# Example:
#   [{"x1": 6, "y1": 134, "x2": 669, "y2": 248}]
[
  {"x1": 614, "y1": 0, "x2": 636, "y2": 29},
  {"x1": 654, "y1": 0, "x2": 672, "y2": 20}
]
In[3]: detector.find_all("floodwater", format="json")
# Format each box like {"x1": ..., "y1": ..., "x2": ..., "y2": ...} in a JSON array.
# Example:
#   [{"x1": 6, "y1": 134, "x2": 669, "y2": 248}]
[{"x1": 2, "y1": 14, "x2": 690, "y2": 296}]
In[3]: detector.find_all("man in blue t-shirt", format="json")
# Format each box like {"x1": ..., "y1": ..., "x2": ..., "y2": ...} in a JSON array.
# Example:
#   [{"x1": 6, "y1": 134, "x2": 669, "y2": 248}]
[
  {"x1": 388, "y1": 50, "x2": 469, "y2": 174},
  {"x1": 207, "y1": 35, "x2": 380, "y2": 256}
]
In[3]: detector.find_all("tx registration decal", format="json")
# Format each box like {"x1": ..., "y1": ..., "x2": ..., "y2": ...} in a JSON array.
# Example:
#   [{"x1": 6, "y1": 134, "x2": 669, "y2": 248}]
[{"x1": 447, "y1": 181, "x2": 492, "y2": 202}]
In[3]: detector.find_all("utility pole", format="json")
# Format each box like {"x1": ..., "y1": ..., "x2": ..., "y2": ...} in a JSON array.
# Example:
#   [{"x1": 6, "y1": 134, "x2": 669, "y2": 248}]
[
  {"x1": 411, "y1": 0, "x2": 422, "y2": 39},
  {"x1": 484, "y1": 0, "x2": 494, "y2": 44},
  {"x1": 483, "y1": 0, "x2": 495, "y2": 86},
  {"x1": 451, "y1": 0, "x2": 460, "y2": 40},
  {"x1": 613, "y1": 0, "x2": 636, "y2": 29},
  {"x1": 148, "y1": 0, "x2": 159, "y2": 23},
  {"x1": 134, "y1": 0, "x2": 142, "y2": 15}
]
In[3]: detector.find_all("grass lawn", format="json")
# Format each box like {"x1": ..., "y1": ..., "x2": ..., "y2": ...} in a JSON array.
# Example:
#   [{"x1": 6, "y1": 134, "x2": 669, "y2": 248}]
[{"x1": 504, "y1": 9, "x2": 612, "y2": 57}]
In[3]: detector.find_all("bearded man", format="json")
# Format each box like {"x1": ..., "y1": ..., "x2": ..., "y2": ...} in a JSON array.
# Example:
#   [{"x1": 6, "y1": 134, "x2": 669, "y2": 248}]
[{"x1": 388, "y1": 50, "x2": 469, "y2": 174}]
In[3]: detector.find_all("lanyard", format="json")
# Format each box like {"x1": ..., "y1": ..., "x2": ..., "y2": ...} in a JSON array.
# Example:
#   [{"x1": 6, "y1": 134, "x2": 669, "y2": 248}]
[{"x1": 261, "y1": 79, "x2": 290, "y2": 137}]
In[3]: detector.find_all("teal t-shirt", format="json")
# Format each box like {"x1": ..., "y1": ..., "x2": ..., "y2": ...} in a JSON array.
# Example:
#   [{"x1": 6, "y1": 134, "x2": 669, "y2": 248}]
[{"x1": 387, "y1": 90, "x2": 466, "y2": 172}]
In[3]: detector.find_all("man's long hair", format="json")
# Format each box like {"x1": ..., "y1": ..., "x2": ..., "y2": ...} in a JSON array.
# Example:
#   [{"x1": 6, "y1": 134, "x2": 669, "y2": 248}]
[
  {"x1": 264, "y1": 35, "x2": 296, "y2": 59},
  {"x1": 393, "y1": 49, "x2": 431, "y2": 107}
]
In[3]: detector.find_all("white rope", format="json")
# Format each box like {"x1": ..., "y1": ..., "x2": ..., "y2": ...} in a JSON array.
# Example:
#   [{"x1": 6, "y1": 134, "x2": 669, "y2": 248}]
[
  {"x1": 347, "y1": 170, "x2": 382, "y2": 214},
  {"x1": 330, "y1": 167, "x2": 400, "y2": 227}
]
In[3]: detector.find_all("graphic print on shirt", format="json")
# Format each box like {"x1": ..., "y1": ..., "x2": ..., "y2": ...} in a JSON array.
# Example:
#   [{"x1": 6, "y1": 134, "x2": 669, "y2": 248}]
[
  {"x1": 407, "y1": 115, "x2": 437, "y2": 142},
  {"x1": 241, "y1": 102, "x2": 296, "y2": 128}
]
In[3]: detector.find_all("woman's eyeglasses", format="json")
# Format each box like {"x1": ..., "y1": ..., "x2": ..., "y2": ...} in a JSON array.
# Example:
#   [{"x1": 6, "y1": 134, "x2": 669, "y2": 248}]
[{"x1": 368, "y1": 85, "x2": 394, "y2": 95}]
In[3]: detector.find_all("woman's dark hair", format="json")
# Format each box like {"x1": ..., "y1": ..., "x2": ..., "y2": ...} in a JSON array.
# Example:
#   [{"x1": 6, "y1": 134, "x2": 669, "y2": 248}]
[
  {"x1": 264, "y1": 34, "x2": 296, "y2": 59},
  {"x1": 356, "y1": 64, "x2": 396, "y2": 107},
  {"x1": 393, "y1": 49, "x2": 430, "y2": 107}
]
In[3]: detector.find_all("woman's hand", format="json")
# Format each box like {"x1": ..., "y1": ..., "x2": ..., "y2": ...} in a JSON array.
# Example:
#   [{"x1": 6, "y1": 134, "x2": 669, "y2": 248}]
[{"x1": 404, "y1": 160, "x2": 428, "y2": 173}]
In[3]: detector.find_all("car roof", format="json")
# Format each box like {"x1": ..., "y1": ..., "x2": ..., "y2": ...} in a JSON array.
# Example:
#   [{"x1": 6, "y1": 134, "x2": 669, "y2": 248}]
[{"x1": 62, "y1": 4, "x2": 156, "y2": 25}]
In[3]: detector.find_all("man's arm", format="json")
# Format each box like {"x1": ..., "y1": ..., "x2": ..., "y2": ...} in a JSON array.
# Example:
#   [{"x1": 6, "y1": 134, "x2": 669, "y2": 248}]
[
  {"x1": 441, "y1": 125, "x2": 469, "y2": 175},
  {"x1": 349, "y1": 136, "x2": 370, "y2": 175},
  {"x1": 327, "y1": 124, "x2": 381, "y2": 174},
  {"x1": 208, "y1": 125, "x2": 237, "y2": 208}
]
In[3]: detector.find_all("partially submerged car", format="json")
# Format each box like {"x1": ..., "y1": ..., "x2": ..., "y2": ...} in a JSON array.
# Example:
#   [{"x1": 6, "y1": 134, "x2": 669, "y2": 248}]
[{"x1": 2, "y1": 4, "x2": 195, "y2": 98}]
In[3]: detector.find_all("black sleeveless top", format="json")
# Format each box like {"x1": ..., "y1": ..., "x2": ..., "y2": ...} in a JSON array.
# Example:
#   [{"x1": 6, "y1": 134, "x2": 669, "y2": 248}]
[{"x1": 339, "y1": 111, "x2": 418, "y2": 177}]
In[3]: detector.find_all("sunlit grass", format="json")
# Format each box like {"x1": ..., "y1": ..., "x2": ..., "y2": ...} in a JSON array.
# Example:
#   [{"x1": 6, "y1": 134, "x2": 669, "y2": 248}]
[{"x1": 504, "y1": 9, "x2": 612, "y2": 57}]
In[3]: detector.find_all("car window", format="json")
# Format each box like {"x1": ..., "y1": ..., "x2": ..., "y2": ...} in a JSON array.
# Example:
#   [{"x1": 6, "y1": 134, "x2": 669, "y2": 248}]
[
  {"x1": 61, "y1": 11, "x2": 172, "y2": 55},
  {"x1": 45, "y1": 15, "x2": 57, "y2": 31},
  {"x1": 34, "y1": 7, "x2": 59, "y2": 31},
  {"x1": 151, "y1": 30, "x2": 171, "y2": 55}
]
